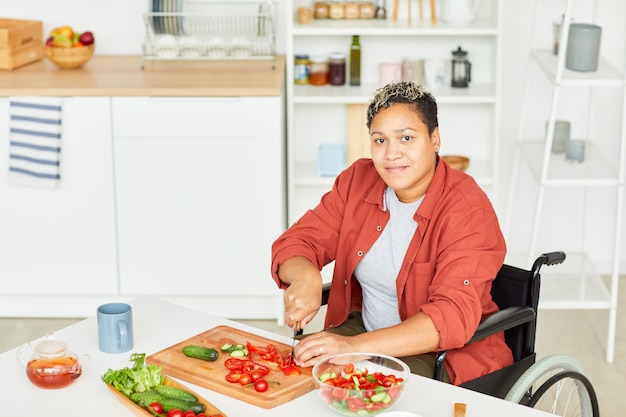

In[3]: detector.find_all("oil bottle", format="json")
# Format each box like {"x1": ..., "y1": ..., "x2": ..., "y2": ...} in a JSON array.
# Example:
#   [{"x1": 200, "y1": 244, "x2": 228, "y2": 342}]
[{"x1": 349, "y1": 35, "x2": 361, "y2": 86}]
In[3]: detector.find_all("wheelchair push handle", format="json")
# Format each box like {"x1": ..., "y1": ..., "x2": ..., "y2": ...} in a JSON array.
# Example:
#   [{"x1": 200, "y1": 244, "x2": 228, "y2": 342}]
[{"x1": 532, "y1": 251, "x2": 566, "y2": 277}]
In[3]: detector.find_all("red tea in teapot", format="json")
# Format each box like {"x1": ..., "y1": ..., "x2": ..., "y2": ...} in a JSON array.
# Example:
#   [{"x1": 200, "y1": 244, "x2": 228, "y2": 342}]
[{"x1": 26, "y1": 357, "x2": 82, "y2": 389}]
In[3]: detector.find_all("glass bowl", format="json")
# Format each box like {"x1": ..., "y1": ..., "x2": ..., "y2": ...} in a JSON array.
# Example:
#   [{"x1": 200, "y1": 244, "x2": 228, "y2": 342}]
[{"x1": 312, "y1": 353, "x2": 410, "y2": 416}]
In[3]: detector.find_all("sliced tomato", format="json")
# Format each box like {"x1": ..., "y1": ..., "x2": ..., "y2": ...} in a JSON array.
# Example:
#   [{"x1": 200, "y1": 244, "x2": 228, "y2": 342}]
[{"x1": 281, "y1": 364, "x2": 302, "y2": 376}]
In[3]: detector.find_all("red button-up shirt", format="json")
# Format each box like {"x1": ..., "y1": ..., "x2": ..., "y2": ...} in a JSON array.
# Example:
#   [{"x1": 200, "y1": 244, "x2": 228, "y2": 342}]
[{"x1": 271, "y1": 158, "x2": 513, "y2": 384}]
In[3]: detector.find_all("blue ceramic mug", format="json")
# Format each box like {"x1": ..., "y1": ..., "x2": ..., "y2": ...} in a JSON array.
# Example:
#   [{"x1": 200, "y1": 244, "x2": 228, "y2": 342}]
[{"x1": 97, "y1": 302, "x2": 134, "y2": 354}]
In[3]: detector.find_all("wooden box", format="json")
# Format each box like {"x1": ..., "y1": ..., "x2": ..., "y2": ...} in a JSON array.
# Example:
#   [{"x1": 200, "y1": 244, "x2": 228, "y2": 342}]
[{"x1": 0, "y1": 18, "x2": 43, "y2": 70}]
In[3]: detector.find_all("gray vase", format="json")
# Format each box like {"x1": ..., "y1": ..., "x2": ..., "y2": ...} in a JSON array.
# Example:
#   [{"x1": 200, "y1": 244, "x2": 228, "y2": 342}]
[{"x1": 565, "y1": 23, "x2": 602, "y2": 72}]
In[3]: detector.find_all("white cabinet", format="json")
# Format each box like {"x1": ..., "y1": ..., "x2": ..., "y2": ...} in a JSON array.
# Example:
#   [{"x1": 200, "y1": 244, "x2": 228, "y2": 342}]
[
  {"x1": 0, "y1": 97, "x2": 118, "y2": 316},
  {"x1": 505, "y1": 0, "x2": 625, "y2": 362},
  {"x1": 111, "y1": 97, "x2": 286, "y2": 320},
  {"x1": 285, "y1": 0, "x2": 503, "y2": 224}
]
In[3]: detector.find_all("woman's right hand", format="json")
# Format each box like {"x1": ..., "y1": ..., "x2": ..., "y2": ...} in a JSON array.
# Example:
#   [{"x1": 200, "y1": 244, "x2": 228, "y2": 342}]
[{"x1": 279, "y1": 256, "x2": 324, "y2": 329}]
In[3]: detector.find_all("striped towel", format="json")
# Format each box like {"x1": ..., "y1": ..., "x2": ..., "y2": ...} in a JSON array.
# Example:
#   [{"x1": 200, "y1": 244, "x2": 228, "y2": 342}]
[{"x1": 8, "y1": 97, "x2": 62, "y2": 188}]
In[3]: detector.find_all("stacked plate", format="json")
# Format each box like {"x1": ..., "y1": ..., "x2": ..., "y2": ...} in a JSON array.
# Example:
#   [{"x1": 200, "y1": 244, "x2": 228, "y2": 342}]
[{"x1": 151, "y1": 0, "x2": 184, "y2": 35}]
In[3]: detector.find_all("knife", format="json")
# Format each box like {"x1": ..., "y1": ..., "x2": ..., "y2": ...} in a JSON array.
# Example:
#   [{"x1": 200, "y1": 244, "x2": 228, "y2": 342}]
[{"x1": 288, "y1": 320, "x2": 301, "y2": 365}]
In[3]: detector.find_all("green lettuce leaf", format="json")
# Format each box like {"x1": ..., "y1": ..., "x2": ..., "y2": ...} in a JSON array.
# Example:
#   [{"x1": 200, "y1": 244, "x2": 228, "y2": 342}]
[{"x1": 101, "y1": 353, "x2": 164, "y2": 397}]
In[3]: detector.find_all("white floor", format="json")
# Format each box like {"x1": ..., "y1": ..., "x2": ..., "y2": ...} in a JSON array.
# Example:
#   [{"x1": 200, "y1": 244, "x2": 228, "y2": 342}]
[{"x1": 2, "y1": 278, "x2": 624, "y2": 416}]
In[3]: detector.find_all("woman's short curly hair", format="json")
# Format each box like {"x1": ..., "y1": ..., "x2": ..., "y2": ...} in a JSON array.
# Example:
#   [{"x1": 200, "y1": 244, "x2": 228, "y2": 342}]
[{"x1": 366, "y1": 81, "x2": 438, "y2": 134}]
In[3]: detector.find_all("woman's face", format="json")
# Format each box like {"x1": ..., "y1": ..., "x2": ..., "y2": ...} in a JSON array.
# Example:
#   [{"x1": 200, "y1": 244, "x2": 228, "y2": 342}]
[{"x1": 369, "y1": 103, "x2": 440, "y2": 203}]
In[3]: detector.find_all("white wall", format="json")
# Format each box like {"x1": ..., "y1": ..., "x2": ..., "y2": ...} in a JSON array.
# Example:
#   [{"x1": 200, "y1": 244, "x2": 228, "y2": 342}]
[{"x1": 3, "y1": 0, "x2": 625, "y2": 270}]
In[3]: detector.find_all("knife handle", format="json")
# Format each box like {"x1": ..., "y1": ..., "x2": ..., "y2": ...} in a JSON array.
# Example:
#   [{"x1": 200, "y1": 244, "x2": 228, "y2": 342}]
[{"x1": 294, "y1": 320, "x2": 301, "y2": 333}]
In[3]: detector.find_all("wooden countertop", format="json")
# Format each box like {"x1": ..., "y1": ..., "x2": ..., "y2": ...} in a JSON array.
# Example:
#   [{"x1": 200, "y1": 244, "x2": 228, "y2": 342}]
[{"x1": 0, "y1": 55, "x2": 285, "y2": 97}]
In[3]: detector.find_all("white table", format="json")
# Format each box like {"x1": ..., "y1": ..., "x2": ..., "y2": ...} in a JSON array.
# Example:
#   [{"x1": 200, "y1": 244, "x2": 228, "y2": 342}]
[{"x1": 1, "y1": 297, "x2": 551, "y2": 417}]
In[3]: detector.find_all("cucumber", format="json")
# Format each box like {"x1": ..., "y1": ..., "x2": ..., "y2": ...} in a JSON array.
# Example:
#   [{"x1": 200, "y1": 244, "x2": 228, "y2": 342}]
[
  {"x1": 129, "y1": 390, "x2": 166, "y2": 405},
  {"x1": 159, "y1": 398, "x2": 206, "y2": 413},
  {"x1": 182, "y1": 345, "x2": 219, "y2": 361},
  {"x1": 155, "y1": 384, "x2": 198, "y2": 403}
]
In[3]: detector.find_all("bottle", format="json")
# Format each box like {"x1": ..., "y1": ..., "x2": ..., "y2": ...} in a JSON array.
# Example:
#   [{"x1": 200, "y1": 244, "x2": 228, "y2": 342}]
[
  {"x1": 375, "y1": 0, "x2": 386, "y2": 19},
  {"x1": 349, "y1": 35, "x2": 361, "y2": 86}
]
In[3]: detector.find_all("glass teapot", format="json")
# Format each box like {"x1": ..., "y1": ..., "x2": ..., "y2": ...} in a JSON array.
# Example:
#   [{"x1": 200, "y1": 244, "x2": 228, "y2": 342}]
[{"x1": 16, "y1": 332, "x2": 90, "y2": 389}]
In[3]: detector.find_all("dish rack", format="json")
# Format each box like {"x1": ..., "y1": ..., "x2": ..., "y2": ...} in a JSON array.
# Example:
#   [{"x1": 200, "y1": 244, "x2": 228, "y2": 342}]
[{"x1": 142, "y1": 1, "x2": 277, "y2": 68}]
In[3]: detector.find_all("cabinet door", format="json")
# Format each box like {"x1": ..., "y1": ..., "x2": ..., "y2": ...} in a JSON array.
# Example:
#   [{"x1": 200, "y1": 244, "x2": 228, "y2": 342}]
[
  {"x1": 112, "y1": 97, "x2": 285, "y2": 318},
  {"x1": 0, "y1": 97, "x2": 118, "y2": 295}
]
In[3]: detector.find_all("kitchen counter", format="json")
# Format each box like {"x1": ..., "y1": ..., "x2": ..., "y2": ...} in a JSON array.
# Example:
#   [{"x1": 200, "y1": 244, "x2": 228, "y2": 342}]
[
  {"x1": 0, "y1": 297, "x2": 554, "y2": 417},
  {"x1": 0, "y1": 55, "x2": 285, "y2": 97}
]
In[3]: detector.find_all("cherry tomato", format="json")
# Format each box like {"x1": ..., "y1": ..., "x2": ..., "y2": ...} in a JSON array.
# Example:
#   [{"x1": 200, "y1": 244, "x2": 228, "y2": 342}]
[
  {"x1": 250, "y1": 369, "x2": 266, "y2": 382},
  {"x1": 149, "y1": 402, "x2": 163, "y2": 413},
  {"x1": 183, "y1": 411, "x2": 196, "y2": 417},
  {"x1": 254, "y1": 378, "x2": 269, "y2": 392},
  {"x1": 239, "y1": 372, "x2": 253, "y2": 386},
  {"x1": 196, "y1": 414, "x2": 207, "y2": 417},
  {"x1": 168, "y1": 409, "x2": 184, "y2": 417},
  {"x1": 343, "y1": 363, "x2": 355, "y2": 374}
]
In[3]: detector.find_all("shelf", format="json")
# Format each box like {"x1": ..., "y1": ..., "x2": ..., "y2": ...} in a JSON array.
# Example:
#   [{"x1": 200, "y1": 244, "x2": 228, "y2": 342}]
[
  {"x1": 532, "y1": 49, "x2": 624, "y2": 87},
  {"x1": 293, "y1": 17, "x2": 498, "y2": 36},
  {"x1": 517, "y1": 140, "x2": 620, "y2": 186},
  {"x1": 294, "y1": 159, "x2": 495, "y2": 188},
  {"x1": 293, "y1": 83, "x2": 497, "y2": 104}
]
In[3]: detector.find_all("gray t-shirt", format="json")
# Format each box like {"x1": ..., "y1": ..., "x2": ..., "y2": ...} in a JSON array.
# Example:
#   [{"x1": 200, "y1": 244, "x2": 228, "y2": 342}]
[{"x1": 354, "y1": 186, "x2": 423, "y2": 331}]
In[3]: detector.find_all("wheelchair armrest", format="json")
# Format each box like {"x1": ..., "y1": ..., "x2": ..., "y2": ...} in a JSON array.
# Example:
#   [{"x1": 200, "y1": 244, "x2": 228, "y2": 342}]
[
  {"x1": 434, "y1": 306, "x2": 536, "y2": 381},
  {"x1": 468, "y1": 306, "x2": 536, "y2": 344}
]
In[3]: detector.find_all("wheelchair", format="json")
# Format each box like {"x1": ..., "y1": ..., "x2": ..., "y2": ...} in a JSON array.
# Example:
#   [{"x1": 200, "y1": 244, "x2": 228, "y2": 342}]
[{"x1": 317, "y1": 251, "x2": 600, "y2": 416}]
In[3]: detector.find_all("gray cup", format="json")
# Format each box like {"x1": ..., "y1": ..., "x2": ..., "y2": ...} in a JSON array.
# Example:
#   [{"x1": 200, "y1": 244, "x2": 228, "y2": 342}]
[
  {"x1": 565, "y1": 140, "x2": 585, "y2": 163},
  {"x1": 566, "y1": 23, "x2": 602, "y2": 72},
  {"x1": 546, "y1": 120, "x2": 571, "y2": 154},
  {"x1": 97, "y1": 302, "x2": 134, "y2": 354}
]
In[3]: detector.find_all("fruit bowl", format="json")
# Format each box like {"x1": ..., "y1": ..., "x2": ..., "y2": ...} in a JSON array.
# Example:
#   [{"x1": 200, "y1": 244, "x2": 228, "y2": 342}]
[
  {"x1": 440, "y1": 155, "x2": 470, "y2": 171},
  {"x1": 312, "y1": 353, "x2": 410, "y2": 416},
  {"x1": 44, "y1": 44, "x2": 95, "y2": 69}
]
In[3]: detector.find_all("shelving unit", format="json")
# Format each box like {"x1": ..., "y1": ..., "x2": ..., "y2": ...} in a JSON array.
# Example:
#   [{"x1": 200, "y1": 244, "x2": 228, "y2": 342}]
[
  {"x1": 505, "y1": 0, "x2": 625, "y2": 362},
  {"x1": 285, "y1": 0, "x2": 503, "y2": 225}
]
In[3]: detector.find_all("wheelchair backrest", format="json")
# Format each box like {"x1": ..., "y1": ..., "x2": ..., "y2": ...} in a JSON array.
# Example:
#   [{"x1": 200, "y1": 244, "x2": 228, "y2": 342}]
[{"x1": 491, "y1": 263, "x2": 540, "y2": 362}]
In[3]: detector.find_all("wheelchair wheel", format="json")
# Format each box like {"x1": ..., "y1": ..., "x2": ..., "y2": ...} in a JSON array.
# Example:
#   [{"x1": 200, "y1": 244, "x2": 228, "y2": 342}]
[{"x1": 505, "y1": 354, "x2": 599, "y2": 417}]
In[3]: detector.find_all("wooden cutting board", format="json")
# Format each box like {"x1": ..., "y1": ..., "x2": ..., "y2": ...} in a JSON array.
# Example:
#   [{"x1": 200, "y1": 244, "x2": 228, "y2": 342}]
[{"x1": 146, "y1": 325, "x2": 316, "y2": 409}]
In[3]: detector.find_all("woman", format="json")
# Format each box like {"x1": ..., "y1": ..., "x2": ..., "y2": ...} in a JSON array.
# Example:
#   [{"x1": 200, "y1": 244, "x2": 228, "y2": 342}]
[{"x1": 271, "y1": 81, "x2": 512, "y2": 385}]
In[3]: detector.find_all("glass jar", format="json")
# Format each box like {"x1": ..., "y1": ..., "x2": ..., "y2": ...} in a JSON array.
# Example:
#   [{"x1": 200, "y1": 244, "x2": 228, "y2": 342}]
[
  {"x1": 345, "y1": 2, "x2": 359, "y2": 19},
  {"x1": 313, "y1": 1, "x2": 330, "y2": 19},
  {"x1": 294, "y1": 54, "x2": 310, "y2": 85},
  {"x1": 360, "y1": 1, "x2": 376, "y2": 18},
  {"x1": 329, "y1": 1, "x2": 345, "y2": 19},
  {"x1": 329, "y1": 53, "x2": 346, "y2": 86},
  {"x1": 309, "y1": 55, "x2": 330, "y2": 86}
]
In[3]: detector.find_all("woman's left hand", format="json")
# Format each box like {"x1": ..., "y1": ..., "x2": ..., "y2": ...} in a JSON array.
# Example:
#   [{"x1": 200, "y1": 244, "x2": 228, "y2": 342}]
[{"x1": 292, "y1": 331, "x2": 354, "y2": 368}]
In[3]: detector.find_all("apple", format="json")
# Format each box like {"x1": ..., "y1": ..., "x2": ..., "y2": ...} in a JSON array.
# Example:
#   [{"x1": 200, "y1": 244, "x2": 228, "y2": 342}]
[
  {"x1": 51, "y1": 35, "x2": 73, "y2": 48},
  {"x1": 45, "y1": 36, "x2": 54, "y2": 47},
  {"x1": 50, "y1": 25, "x2": 73, "y2": 40},
  {"x1": 78, "y1": 31, "x2": 95, "y2": 46}
]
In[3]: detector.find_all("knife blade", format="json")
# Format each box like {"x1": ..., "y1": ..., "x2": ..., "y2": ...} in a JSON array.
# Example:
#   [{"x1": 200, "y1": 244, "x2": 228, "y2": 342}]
[{"x1": 288, "y1": 320, "x2": 301, "y2": 365}]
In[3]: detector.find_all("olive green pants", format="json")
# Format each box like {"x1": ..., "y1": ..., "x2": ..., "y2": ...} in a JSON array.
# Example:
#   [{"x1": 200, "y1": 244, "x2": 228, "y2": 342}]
[{"x1": 313, "y1": 311, "x2": 451, "y2": 383}]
